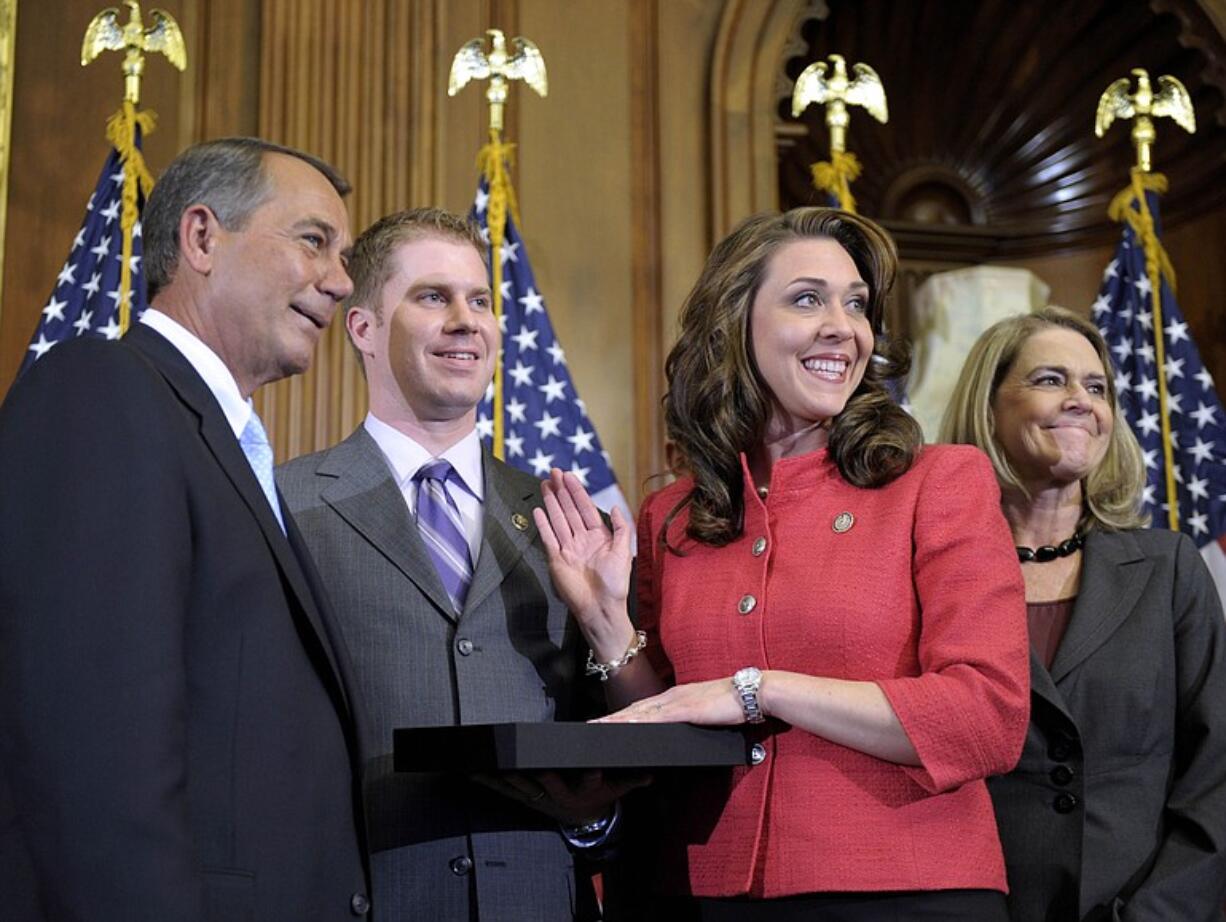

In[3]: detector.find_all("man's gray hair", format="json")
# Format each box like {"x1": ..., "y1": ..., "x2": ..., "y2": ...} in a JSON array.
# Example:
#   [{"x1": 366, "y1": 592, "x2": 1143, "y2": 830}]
[{"x1": 142, "y1": 137, "x2": 350, "y2": 300}]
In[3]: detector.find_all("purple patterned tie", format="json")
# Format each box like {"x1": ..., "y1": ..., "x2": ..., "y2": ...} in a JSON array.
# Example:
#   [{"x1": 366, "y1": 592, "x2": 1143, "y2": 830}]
[{"x1": 413, "y1": 459, "x2": 474, "y2": 612}]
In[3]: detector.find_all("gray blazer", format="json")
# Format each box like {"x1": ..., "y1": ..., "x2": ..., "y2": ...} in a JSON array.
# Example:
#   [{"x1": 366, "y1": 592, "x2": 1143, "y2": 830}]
[
  {"x1": 989, "y1": 528, "x2": 1226, "y2": 922},
  {"x1": 277, "y1": 427, "x2": 600, "y2": 922}
]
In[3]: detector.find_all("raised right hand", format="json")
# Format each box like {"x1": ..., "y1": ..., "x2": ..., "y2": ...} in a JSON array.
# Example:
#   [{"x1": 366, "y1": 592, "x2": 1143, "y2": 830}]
[{"x1": 533, "y1": 468, "x2": 634, "y2": 659}]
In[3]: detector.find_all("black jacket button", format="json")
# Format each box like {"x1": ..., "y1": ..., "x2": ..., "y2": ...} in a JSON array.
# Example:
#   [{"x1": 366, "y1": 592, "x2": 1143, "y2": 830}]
[
  {"x1": 350, "y1": 893, "x2": 371, "y2": 916},
  {"x1": 1053, "y1": 792, "x2": 1078, "y2": 814},
  {"x1": 1050, "y1": 764, "x2": 1074, "y2": 786},
  {"x1": 450, "y1": 855, "x2": 474, "y2": 875}
]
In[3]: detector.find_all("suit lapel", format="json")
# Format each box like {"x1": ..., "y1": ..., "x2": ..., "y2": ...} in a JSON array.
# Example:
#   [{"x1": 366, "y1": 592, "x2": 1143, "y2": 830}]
[
  {"x1": 463, "y1": 448, "x2": 539, "y2": 616},
  {"x1": 1028, "y1": 648, "x2": 1074, "y2": 724},
  {"x1": 316, "y1": 427, "x2": 458, "y2": 622},
  {"x1": 124, "y1": 324, "x2": 352, "y2": 714},
  {"x1": 1049, "y1": 530, "x2": 1152, "y2": 684}
]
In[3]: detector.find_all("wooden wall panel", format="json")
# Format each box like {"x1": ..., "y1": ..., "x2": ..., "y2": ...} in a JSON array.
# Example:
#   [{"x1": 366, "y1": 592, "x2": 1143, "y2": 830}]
[
  {"x1": 630, "y1": 0, "x2": 665, "y2": 490},
  {"x1": 513, "y1": 0, "x2": 635, "y2": 502},
  {"x1": 255, "y1": 0, "x2": 449, "y2": 461}
]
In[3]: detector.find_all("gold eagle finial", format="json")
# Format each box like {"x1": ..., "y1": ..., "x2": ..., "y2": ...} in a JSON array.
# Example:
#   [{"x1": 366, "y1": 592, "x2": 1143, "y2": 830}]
[
  {"x1": 791, "y1": 53, "x2": 888, "y2": 154},
  {"x1": 448, "y1": 29, "x2": 547, "y2": 133},
  {"x1": 1094, "y1": 68, "x2": 1195, "y2": 172},
  {"x1": 82, "y1": 0, "x2": 187, "y2": 106}
]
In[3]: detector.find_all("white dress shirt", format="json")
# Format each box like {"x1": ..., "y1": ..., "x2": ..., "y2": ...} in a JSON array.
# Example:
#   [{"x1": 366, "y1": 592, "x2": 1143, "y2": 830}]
[
  {"x1": 140, "y1": 309, "x2": 253, "y2": 439},
  {"x1": 363, "y1": 413, "x2": 486, "y2": 565}
]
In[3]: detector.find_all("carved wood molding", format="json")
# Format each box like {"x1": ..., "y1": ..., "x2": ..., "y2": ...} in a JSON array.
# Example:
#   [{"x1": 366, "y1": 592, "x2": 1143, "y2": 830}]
[
  {"x1": 775, "y1": 0, "x2": 1226, "y2": 259},
  {"x1": 708, "y1": 0, "x2": 822, "y2": 241}
]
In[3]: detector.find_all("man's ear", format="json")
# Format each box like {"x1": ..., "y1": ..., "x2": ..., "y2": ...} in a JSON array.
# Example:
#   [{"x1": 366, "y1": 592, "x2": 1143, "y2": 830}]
[
  {"x1": 346, "y1": 304, "x2": 378, "y2": 359},
  {"x1": 178, "y1": 204, "x2": 220, "y2": 275}
]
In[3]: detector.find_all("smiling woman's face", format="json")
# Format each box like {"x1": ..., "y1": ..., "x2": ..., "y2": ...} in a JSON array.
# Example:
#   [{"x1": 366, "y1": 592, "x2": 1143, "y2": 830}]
[{"x1": 991, "y1": 326, "x2": 1114, "y2": 488}]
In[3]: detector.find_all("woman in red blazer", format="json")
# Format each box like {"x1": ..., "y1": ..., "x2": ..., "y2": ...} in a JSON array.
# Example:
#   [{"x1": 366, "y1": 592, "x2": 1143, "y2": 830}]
[{"x1": 536, "y1": 208, "x2": 1030, "y2": 920}]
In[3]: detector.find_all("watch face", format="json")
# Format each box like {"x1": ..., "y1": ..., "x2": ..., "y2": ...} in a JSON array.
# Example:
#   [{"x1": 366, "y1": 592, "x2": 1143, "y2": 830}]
[{"x1": 734, "y1": 667, "x2": 761, "y2": 688}]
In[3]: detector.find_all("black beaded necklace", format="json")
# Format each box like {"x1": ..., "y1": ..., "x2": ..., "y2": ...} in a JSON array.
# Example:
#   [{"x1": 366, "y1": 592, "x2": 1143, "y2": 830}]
[{"x1": 1016, "y1": 533, "x2": 1084, "y2": 563}]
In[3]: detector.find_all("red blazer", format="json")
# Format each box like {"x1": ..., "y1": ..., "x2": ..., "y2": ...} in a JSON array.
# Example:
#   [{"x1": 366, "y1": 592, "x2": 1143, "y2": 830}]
[{"x1": 636, "y1": 444, "x2": 1030, "y2": 898}]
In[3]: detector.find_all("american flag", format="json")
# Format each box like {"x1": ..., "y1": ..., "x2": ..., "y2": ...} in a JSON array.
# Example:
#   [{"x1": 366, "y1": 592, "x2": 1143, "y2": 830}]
[
  {"x1": 20, "y1": 144, "x2": 147, "y2": 375},
  {"x1": 470, "y1": 177, "x2": 631, "y2": 522},
  {"x1": 1093, "y1": 188, "x2": 1226, "y2": 608}
]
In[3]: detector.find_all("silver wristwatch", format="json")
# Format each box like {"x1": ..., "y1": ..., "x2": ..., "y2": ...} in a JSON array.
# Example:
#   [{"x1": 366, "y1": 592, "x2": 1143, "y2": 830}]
[{"x1": 732, "y1": 666, "x2": 766, "y2": 724}]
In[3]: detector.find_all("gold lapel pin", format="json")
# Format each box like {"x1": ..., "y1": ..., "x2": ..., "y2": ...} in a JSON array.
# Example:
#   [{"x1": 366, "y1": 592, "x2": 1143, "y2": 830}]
[
  {"x1": 832, "y1": 511, "x2": 855, "y2": 534},
  {"x1": 511, "y1": 512, "x2": 531, "y2": 532}
]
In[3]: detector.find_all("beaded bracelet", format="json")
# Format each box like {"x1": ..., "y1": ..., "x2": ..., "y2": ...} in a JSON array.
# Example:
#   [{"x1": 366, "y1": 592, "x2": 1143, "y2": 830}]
[{"x1": 584, "y1": 630, "x2": 647, "y2": 682}]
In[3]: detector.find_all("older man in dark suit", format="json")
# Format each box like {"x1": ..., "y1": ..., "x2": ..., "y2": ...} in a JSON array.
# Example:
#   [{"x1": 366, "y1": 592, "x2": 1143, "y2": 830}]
[
  {"x1": 0, "y1": 138, "x2": 370, "y2": 920},
  {"x1": 277, "y1": 208, "x2": 639, "y2": 922}
]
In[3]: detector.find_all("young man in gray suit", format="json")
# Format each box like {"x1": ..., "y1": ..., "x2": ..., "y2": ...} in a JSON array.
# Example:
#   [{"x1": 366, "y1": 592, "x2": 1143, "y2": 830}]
[{"x1": 277, "y1": 208, "x2": 638, "y2": 922}]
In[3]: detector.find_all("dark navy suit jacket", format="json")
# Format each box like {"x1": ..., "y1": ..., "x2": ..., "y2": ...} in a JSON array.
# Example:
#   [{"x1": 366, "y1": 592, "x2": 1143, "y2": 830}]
[{"x1": 0, "y1": 324, "x2": 369, "y2": 920}]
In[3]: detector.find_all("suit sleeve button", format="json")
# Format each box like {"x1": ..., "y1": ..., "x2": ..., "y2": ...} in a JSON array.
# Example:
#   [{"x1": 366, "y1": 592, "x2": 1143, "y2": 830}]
[
  {"x1": 450, "y1": 855, "x2": 474, "y2": 875},
  {"x1": 1053, "y1": 792, "x2": 1078, "y2": 814},
  {"x1": 457, "y1": 638, "x2": 474, "y2": 655},
  {"x1": 350, "y1": 893, "x2": 371, "y2": 915},
  {"x1": 1050, "y1": 764, "x2": 1074, "y2": 786}
]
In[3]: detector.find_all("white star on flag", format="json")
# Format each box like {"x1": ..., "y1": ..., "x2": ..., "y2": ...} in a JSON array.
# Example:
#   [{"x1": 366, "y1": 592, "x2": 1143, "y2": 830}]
[
  {"x1": 538, "y1": 375, "x2": 567, "y2": 403},
  {"x1": 534, "y1": 411, "x2": 562, "y2": 440},
  {"x1": 27, "y1": 334, "x2": 56, "y2": 359},
  {"x1": 42, "y1": 298, "x2": 68, "y2": 323},
  {"x1": 1165, "y1": 319, "x2": 1189, "y2": 346},
  {"x1": 519, "y1": 288, "x2": 545, "y2": 314},
  {"x1": 528, "y1": 449, "x2": 554, "y2": 477}
]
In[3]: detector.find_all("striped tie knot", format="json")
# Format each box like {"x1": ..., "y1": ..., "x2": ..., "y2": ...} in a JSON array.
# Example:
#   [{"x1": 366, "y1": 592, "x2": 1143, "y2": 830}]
[{"x1": 413, "y1": 459, "x2": 473, "y2": 612}]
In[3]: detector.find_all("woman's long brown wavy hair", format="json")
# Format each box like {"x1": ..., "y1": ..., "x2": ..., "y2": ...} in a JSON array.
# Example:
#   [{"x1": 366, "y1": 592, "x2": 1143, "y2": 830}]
[{"x1": 663, "y1": 207, "x2": 921, "y2": 548}]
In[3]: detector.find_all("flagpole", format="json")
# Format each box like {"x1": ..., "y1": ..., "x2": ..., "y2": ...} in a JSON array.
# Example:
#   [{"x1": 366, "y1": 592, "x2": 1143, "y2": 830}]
[
  {"x1": 790, "y1": 54, "x2": 888, "y2": 213},
  {"x1": 1095, "y1": 68, "x2": 1196, "y2": 530},
  {"x1": 81, "y1": 0, "x2": 185, "y2": 332},
  {"x1": 449, "y1": 28, "x2": 547, "y2": 461}
]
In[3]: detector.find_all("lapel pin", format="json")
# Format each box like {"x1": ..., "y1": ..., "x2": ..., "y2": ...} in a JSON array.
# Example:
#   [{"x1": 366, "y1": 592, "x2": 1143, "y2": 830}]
[
  {"x1": 511, "y1": 512, "x2": 531, "y2": 532},
  {"x1": 832, "y1": 511, "x2": 855, "y2": 534}
]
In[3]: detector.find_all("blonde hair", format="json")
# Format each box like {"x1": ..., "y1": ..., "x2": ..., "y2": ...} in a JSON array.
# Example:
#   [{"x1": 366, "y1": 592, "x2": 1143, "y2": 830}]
[{"x1": 940, "y1": 305, "x2": 1148, "y2": 531}]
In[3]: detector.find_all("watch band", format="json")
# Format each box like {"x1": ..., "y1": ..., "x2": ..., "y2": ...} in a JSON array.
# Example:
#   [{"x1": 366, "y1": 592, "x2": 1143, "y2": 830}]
[{"x1": 732, "y1": 666, "x2": 766, "y2": 724}]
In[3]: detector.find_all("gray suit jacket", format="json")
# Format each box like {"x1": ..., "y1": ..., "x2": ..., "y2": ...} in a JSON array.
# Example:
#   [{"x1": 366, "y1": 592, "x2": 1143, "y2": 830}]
[
  {"x1": 989, "y1": 528, "x2": 1226, "y2": 922},
  {"x1": 277, "y1": 426, "x2": 600, "y2": 922}
]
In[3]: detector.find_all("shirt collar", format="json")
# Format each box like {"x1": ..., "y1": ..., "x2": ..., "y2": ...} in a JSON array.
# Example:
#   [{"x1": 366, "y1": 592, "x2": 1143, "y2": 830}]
[
  {"x1": 363, "y1": 413, "x2": 485, "y2": 501},
  {"x1": 140, "y1": 309, "x2": 252, "y2": 439}
]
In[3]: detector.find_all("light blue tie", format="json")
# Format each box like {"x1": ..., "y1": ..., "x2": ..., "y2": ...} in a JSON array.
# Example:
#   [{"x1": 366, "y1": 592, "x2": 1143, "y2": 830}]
[{"x1": 239, "y1": 411, "x2": 286, "y2": 534}]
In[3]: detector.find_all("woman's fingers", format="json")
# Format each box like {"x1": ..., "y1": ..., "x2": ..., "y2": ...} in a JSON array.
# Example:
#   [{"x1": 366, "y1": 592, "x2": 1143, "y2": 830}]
[
  {"x1": 532, "y1": 507, "x2": 561, "y2": 555},
  {"x1": 563, "y1": 470, "x2": 605, "y2": 532}
]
